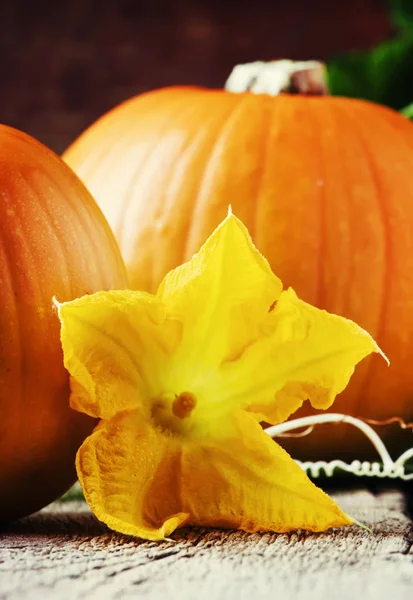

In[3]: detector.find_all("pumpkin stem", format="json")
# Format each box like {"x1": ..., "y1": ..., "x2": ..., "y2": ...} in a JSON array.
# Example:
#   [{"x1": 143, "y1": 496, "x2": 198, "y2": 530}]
[{"x1": 225, "y1": 60, "x2": 328, "y2": 96}]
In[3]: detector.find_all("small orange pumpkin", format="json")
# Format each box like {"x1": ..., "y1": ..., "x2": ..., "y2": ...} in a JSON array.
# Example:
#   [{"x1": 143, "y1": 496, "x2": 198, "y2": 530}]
[
  {"x1": 63, "y1": 61, "x2": 413, "y2": 460},
  {"x1": 0, "y1": 125, "x2": 127, "y2": 520}
]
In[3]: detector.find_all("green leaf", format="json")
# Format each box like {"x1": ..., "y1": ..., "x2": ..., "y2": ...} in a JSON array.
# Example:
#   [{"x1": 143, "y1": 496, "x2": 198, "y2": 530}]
[
  {"x1": 389, "y1": 0, "x2": 413, "y2": 31},
  {"x1": 327, "y1": 34, "x2": 413, "y2": 110},
  {"x1": 326, "y1": 1, "x2": 413, "y2": 110},
  {"x1": 400, "y1": 102, "x2": 413, "y2": 118}
]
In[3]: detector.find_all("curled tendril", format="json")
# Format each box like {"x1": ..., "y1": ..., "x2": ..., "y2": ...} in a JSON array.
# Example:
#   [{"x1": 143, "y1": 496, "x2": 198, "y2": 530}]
[
  {"x1": 272, "y1": 425, "x2": 315, "y2": 438},
  {"x1": 361, "y1": 416, "x2": 413, "y2": 431},
  {"x1": 264, "y1": 413, "x2": 413, "y2": 481}
]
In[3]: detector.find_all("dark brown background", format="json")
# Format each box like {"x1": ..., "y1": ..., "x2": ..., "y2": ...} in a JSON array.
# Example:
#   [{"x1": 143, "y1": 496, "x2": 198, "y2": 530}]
[{"x1": 0, "y1": 0, "x2": 392, "y2": 154}]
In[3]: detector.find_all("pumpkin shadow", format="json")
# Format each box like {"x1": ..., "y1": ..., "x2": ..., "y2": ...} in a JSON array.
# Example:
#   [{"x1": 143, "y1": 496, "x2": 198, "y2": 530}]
[
  {"x1": 2, "y1": 485, "x2": 411, "y2": 540},
  {"x1": 403, "y1": 483, "x2": 413, "y2": 521},
  {"x1": 320, "y1": 479, "x2": 413, "y2": 523},
  {"x1": 0, "y1": 502, "x2": 107, "y2": 537}
]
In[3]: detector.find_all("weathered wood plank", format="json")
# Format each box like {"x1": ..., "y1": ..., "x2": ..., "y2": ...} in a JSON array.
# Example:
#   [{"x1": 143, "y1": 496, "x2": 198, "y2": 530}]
[{"x1": 1, "y1": 488, "x2": 412, "y2": 600}]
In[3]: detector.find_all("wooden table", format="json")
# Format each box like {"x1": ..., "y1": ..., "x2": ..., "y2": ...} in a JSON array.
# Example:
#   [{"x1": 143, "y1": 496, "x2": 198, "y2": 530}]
[{"x1": 1, "y1": 485, "x2": 412, "y2": 599}]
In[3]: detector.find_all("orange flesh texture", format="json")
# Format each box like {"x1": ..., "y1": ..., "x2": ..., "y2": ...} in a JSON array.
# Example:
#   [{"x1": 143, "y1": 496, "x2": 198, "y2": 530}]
[
  {"x1": 0, "y1": 126, "x2": 127, "y2": 519},
  {"x1": 64, "y1": 89, "x2": 413, "y2": 459}
]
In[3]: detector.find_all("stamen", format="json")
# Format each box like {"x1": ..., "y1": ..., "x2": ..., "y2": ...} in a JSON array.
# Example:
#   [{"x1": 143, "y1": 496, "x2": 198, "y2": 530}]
[{"x1": 172, "y1": 392, "x2": 197, "y2": 419}]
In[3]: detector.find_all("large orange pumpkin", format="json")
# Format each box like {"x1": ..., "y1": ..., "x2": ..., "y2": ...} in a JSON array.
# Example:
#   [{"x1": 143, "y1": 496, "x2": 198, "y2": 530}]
[
  {"x1": 63, "y1": 61, "x2": 413, "y2": 460},
  {"x1": 0, "y1": 125, "x2": 128, "y2": 520}
]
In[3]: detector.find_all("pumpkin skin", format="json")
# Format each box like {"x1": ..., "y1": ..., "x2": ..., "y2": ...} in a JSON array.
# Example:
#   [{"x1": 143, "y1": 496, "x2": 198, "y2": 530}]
[
  {"x1": 0, "y1": 125, "x2": 128, "y2": 520},
  {"x1": 63, "y1": 87, "x2": 413, "y2": 460}
]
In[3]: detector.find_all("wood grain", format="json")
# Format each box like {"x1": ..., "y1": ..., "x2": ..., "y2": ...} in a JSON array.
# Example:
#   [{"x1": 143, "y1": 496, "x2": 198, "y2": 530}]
[{"x1": 1, "y1": 488, "x2": 412, "y2": 600}]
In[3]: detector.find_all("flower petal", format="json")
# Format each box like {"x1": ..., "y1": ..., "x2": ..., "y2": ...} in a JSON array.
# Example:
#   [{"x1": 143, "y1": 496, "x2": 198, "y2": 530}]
[
  {"x1": 211, "y1": 288, "x2": 385, "y2": 424},
  {"x1": 76, "y1": 410, "x2": 189, "y2": 541},
  {"x1": 157, "y1": 212, "x2": 282, "y2": 384},
  {"x1": 78, "y1": 410, "x2": 351, "y2": 539},
  {"x1": 179, "y1": 411, "x2": 352, "y2": 533},
  {"x1": 56, "y1": 291, "x2": 181, "y2": 419}
]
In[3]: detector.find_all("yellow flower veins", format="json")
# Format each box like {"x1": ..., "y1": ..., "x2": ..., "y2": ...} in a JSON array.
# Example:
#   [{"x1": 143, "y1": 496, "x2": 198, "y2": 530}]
[{"x1": 56, "y1": 212, "x2": 386, "y2": 541}]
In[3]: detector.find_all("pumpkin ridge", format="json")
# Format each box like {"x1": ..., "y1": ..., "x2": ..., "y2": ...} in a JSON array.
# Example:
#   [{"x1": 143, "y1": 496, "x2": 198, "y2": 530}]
[
  {"x1": 0, "y1": 227, "x2": 24, "y2": 437},
  {"x1": 1, "y1": 178, "x2": 46, "y2": 392},
  {"x1": 55, "y1": 171, "x2": 124, "y2": 288},
  {"x1": 147, "y1": 94, "x2": 234, "y2": 292},
  {"x1": 111, "y1": 95, "x2": 193, "y2": 263},
  {"x1": 250, "y1": 95, "x2": 273, "y2": 246},
  {"x1": 28, "y1": 176, "x2": 74, "y2": 297},
  {"x1": 307, "y1": 99, "x2": 328, "y2": 309},
  {"x1": 351, "y1": 104, "x2": 413, "y2": 422},
  {"x1": 0, "y1": 175, "x2": 54, "y2": 472},
  {"x1": 114, "y1": 93, "x2": 206, "y2": 291},
  {"x1": 181, "y1": 94, "x2": 252, "y2": 263},
  {"x1": 331, "y1": 101, "x2": 355, "y2": 323},
  {"x1": 44, "y1": 152, "x2": 127, "y2": 287},
  {"x1": 70, "y1": 124, "x2": 125, "y2": 190},
  {"x1": 378, "y1": 107, "x2": 413, "y2": 156},
  {"x1": 336, "y1": 102, "x2": 391, "y2": 415},
  {"x1": 67, "y1": 90, "x2": 187, "y2": 186},
  {"x1": 153, "y1": 94, "x2": 237, "y2": 286}
]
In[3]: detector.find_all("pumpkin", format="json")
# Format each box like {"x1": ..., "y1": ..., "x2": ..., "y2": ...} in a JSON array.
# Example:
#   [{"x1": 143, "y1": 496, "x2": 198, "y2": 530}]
[
  {"x1": 0, "y1": 125, "x2": 128, "y2": 521},
  {"x1": 63, "y1": 61, "x2": 413, "y2": 460}
]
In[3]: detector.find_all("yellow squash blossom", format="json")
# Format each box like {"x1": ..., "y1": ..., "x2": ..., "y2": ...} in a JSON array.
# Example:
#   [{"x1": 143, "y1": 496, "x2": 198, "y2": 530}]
[{"x1": 56, "y1": 211, "x2": 384, "y2": 541}]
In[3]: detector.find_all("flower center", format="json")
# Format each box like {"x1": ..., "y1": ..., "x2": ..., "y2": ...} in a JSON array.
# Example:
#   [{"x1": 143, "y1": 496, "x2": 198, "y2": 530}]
[
  {"x1": 172, "y1": 391, "x2": 197, "y2": 419},
  {"x1": 151, "y1": 391, "x2": 197, "y2": 435}
]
